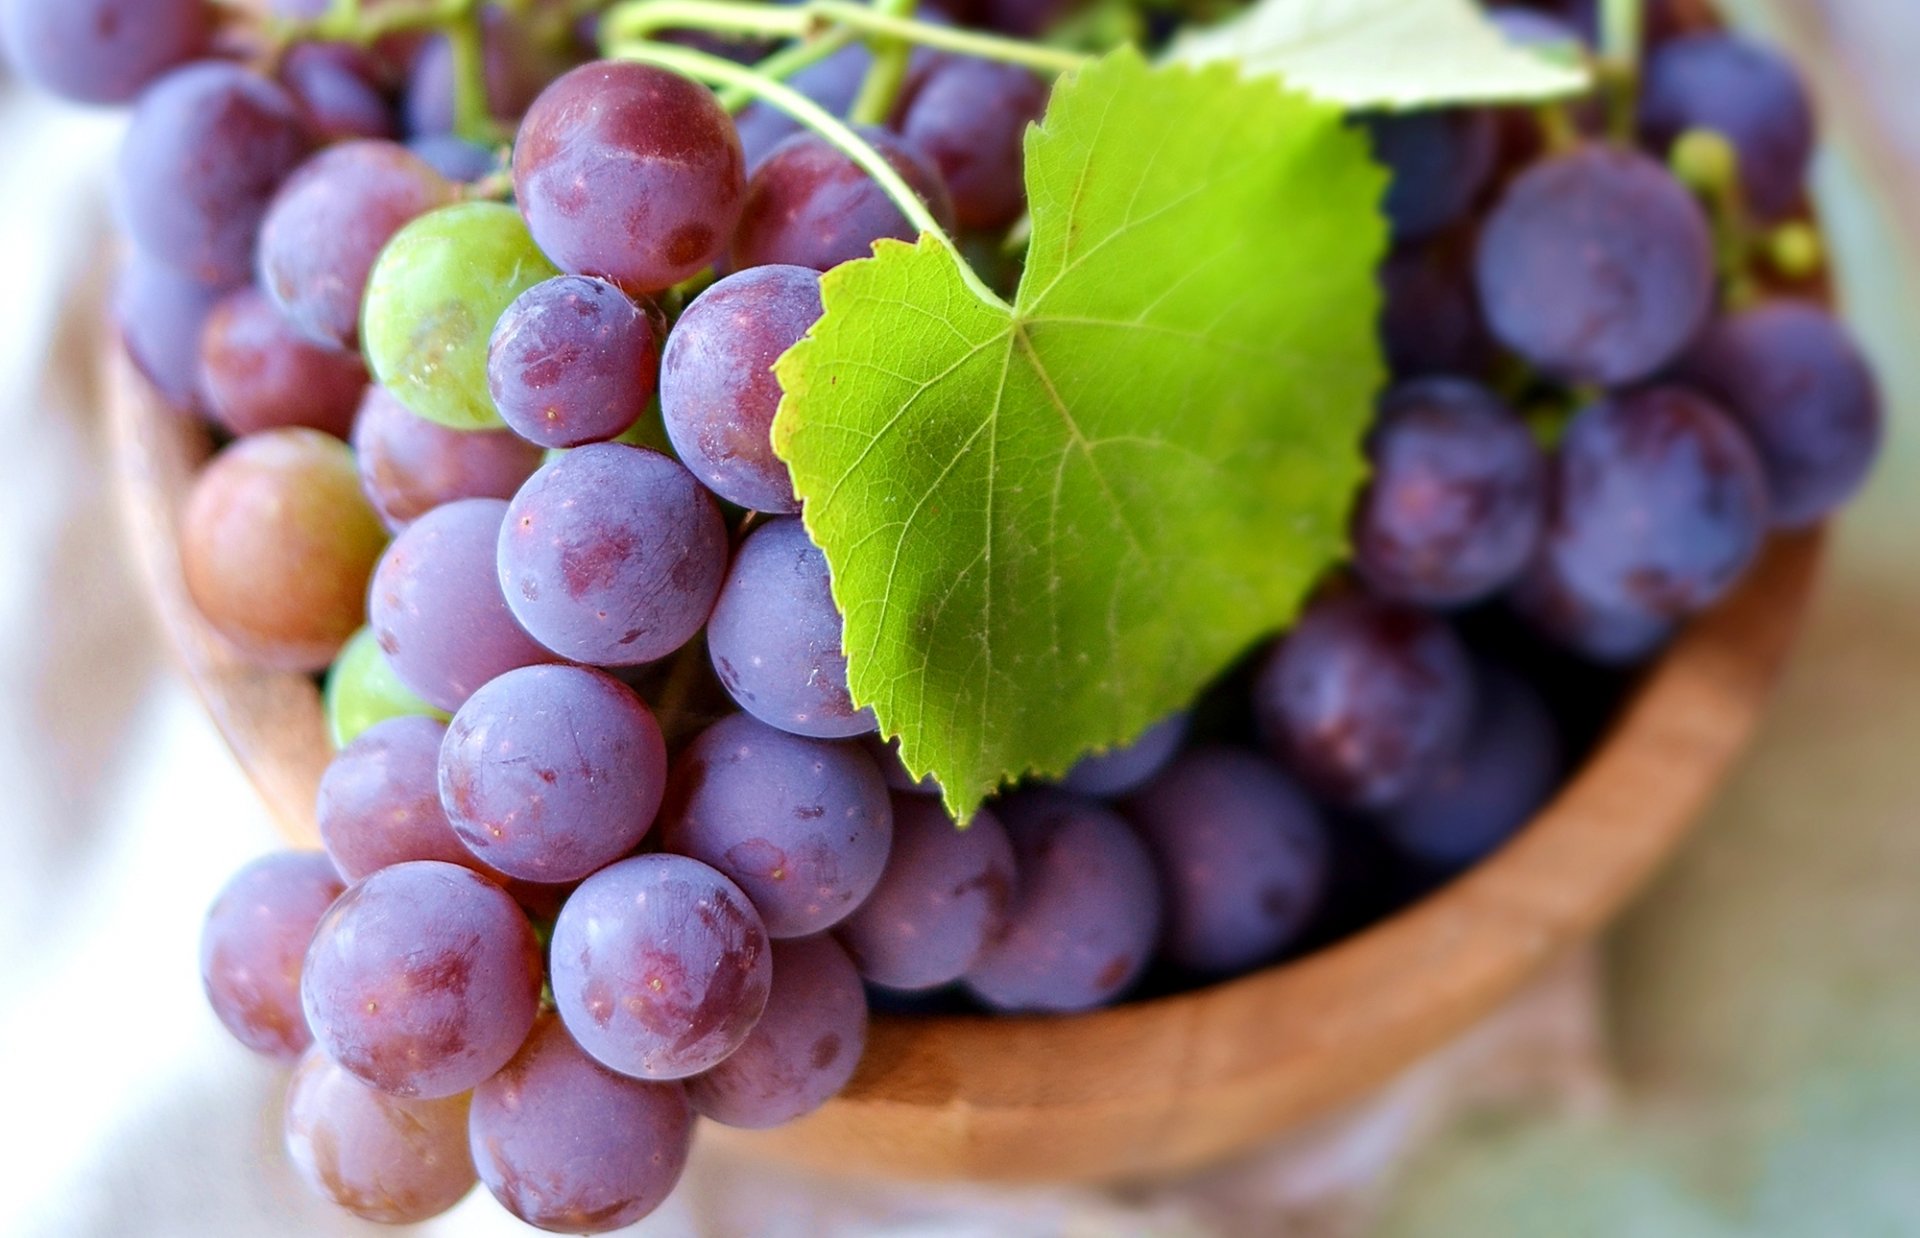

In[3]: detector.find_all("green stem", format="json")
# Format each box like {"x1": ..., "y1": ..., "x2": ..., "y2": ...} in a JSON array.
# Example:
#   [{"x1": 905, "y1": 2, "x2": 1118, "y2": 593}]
[
  {"x1": 607, "y1": 40, "x2": 1008, "y2": 308},
  {"x1": 716, "y1": 27, "x2": 859, "y2": 112},
  {"x1": 446, "y1": 6, "x2": 497, "y2": 144},
  {"x1": 812, "y1": 0, "x2": 1085, "y2": 73},
  {"x1": 603, "y1": 0, "x2": 811, "y2": 44},
  {"x1": 1599, "y1": 0, "x2": 1642, "y2": 144},
  {"x1": 850, "y1": 0, "x2": 919, "y2": 126}
]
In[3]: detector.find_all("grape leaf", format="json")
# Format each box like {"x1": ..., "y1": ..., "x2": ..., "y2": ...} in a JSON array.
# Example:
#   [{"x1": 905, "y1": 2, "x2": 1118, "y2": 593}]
[
  {"x1": 772, "y1": 50, "x2": 1387, "y2": 821},
  {"x1": 1168, "y1": 0, "x2": 1591, "y2": 109}
]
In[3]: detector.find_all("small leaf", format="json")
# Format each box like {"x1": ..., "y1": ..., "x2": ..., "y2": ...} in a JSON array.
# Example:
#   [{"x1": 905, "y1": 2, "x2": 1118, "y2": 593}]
[
  {"x1": 773, "y1": 50, "x2": 1387, "y2": 821},
  {"x1": 1168, "y1": 0, "x2": 1592, "y2": 109}
]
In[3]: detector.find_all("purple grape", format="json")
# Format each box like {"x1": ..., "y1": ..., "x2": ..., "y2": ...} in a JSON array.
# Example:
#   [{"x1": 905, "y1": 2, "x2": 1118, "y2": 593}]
[
  {"x1": 114, "y1": 256, "x2": 226, "y2": 416},
  {"x1": 258, "y1": 140, "x2": 454, "y2": 350},
  {"x1": 1380, "y1": 241, "x2": 1490, "y2": 380},
  {"x1": 1540, "y1": 387, "x2": 1770, "y2": 621},
  {"x1": 469, "y1": 1016, "x2": 693, "y2": 1234},
  {"x1": 1378, "y1": 670, "x2": 1563, "y2": 871},
  {"x1": 117, "y1": 63, "x2": 314, "y2": 286},
  {"x1": 487, "y1": 275, "x2": 660, "y2": 448},
  {"x1": 659, "y1": 265, "x2": 822, "y2": 513},
  {"x1": 1677, "y1": 301, "x2": 1883, "y2": 529},
  {"x1": 1475, "y1": 145, "x2": 1714, "y2": 386},
  {"x1": 838, "y1": 796, "x2": 1015, "y2": 991},
  {"x1": 550, "y1": 853, "x2": 773, "y2": 1080},
  {"x1": 964, "y1": 791, "x2": 1162, "y2": 1013},
  {"x1": 1362, "y1": 108, "x2": 1499, "y2": 242},
  {"x1": 687, "y1": 935, "x2": 868, "y2": 1128},
  {"x1": 403, "y1": 12, "x2": 553, "y2": 138},
  {"x1": 368, "y1": 498, "x2": 554, "y2": 713},
  {"x1": 409, "y1": 134, "x2": 499, "y2": 183},
  {"x1": 198, "y1": 287, "x2": 367, "y2": 440},
  {"x1": 284, "y1": 1047, "x2": 476, "y2": 1225},
  {"x1": 1124, "y1": 749, "x2": 1329, "y2": 976},
  {"x1": 497, "y1": 444, "x2": 729, "y2": 666},
  {"x1": 199, "y1": 852, "x2": 344, "y2": 1063},
  {"x1": 352, "y1": 385, "x2": 543, "y2": 532},
  {"x1": 317, "y1": 716, "x2": 503, "y2": 883},
  {"x1": 280, "y1": 43, "x2": 397, "y2": 143},
  {"x1": 707, "y1": 517, "x2": 877, "y2": 739},
  {"x1": 894, "y1": 56, "x2": 1047, "y2": 231},
  {"x1": 732, "y1": 126, "x2": 955, "y2": 273},
  {"x1": 1253, "y1": 593, "x2": 1477, "y2": 811},
  {"x1": 440, "y1": 666, "x2": 668, "y2": 884},
  {"x1": 514, "y1": 61, "x2": 746, "y2": 294},
  {"x1": 1640, "y1": 32, "x2": 1815, "y2": 222},
  {"x1": 1508, "y1": 553, "x2": 1676, "y2": 666},
  {"x1": 1487, "y1": 6, "x2": 1588, "y2": 50},
  {"x1": 302, "y1": 860, "x2": 542, "y2": 1099},
  {"x1": 1, "y1": 0, "x2": 209, "y2": 105},
  {"x1": 735, "y1": 42, "x2": 873, "y2": 169},
  {"x1": 1059, "y1": 713, "x2": 1190, "y2": 798},
  {"x1": 661, "y1": 714, "x2": 893, "y2": 938},
  {"x1": 1351, "y1": 378, "x2": 1546, "y2": 607}
]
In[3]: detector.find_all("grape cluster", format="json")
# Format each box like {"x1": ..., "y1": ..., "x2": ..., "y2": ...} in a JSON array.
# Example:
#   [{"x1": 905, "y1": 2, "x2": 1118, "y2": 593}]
[{"x1": 4, "y1": 0, "x2": 1884, "y2": 1228}]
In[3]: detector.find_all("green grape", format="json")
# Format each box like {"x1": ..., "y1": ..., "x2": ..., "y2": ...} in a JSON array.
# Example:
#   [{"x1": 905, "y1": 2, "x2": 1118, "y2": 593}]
[
  {"x1": 362, "y1": 202, "x2": 559, "y2": 430},
  {"x1": 325, "y1": 626, "x2": 451, "y2": 750}
]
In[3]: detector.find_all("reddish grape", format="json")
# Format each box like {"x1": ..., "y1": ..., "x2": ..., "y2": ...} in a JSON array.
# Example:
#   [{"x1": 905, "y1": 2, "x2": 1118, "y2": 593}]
[
  {"x1": 317, "y1": 716, "x2": 494, "y2": 883},
  {"x1": 198, "y1": 287, "x2": 368, "y2": 439},
  {"x1": 487, "y1": 275, "x2": 660, "y2": 448},
  {"x1": 894, "y1": 56, "x2": 1047, "y2": 231},
  {"x1": 352, "y1": 385, "x2": 544, "y2": 532},
  {"x1": 115, "y1": 256, "x2": 227, "y2": 416},
  {"x1": 731, "y1": 126, "x2": 955, "y2": 272},
  {"x1": 280, "y1": 43, "x2": 397, "y2": 142},
  {"x1": 200, "y1": 852, "x2": 344, "y2": 1062}
]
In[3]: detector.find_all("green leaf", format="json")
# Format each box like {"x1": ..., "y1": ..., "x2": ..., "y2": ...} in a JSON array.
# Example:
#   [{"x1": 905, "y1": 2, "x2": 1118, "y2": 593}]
[
  {"x1": 1167, "y1": 0, "x2": 1592, "y2": 109},
  {"x1": 772, "y1": 50, "x2": 1387, "y2": 821}
]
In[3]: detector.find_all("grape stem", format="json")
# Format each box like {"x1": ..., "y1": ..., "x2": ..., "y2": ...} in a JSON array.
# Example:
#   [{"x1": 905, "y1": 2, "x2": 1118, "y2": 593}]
[
  {"x1": 607, "y1": 39, "x2": 1011, "y2": 308},
  {"x1": 446, "y1": 7, "x2": 500, "y2": 145},
  {"x1": 849, "y1": 0, "x2": 920, "y2": 127},
  {"x1": 1599, "y1": 0, "x2": 1642, "y2": 143}
]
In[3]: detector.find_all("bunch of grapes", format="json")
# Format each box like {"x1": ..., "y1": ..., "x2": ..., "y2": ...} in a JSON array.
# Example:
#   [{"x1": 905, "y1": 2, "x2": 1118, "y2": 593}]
[{"x1": 3, "y1": 0, "x2": 1884, "y2": 1228}]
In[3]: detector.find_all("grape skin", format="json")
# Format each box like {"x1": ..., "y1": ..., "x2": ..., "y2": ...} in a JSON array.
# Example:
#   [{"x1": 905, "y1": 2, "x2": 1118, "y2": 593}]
[
  {"x1": 550, "y1": 853, "x2": 773, "y2": 1080},
  {"x1": 352, "y1": 385, "x2": 544, "y2": 533},
  {"x1": 439, "y1": 666, "x2": 668, "y2": 884},
  {"x1": 1059, "y1": 713, "x2": 1190, "y2": 798},
  {"x1": 404, "y1": 12, "x2": 557, "y2": 139},
  {"x1": 687, "y1": 936, "x2": 869, "y2": 1129},
  {"x1": 497, "y1": 444, "x2": 729, "y2": 666},
  {"x1": 367, "y1": 498, "x2": 555, "y2": 713},
  {"x1": 198, "y1": 287, "x2": 368, "y2": 439},
  {"x1": 838, "y1": 796, "x2": 1016, "y2": 991},
  {"x1": 325, "y1": 626, "x2": 451, "y2": 749},
  {"x1": 114, "y1": 257, "x2": 227, "y2": 416},
  {"x1": 409, "y1": 134, "x2": 500, "y2": 183},
  {"x1": 1362, "y1": 108, "x2": 1499, "y2": 243},
  {"x1": 731, "y1": 126, "x2": 955, "y2": 273},
  {"x1": 487, "y1": 275, "x2": 660, "y2": 449},
  {"x1": 1508, "y1": 552, "x2": 1677, "y2": 667},
  {"x1": 469, "y1": 1017, "x2": 693, "y2": 1234},
  {"x1": 1639, "y1": 32, "x2": 1815, "y2": 222},
  {"x1": 1379, "y1": 242, "x2": 1489, "y2": 380},
  {"x1": 280, "y1": 43, "x2": 397, "y2": 143},
  {"x1": 318, "y1": 716, "x2": 487, "y2": 883},
  {"x1": 302, "y1": 860, "x2": 543, "y2": 1099},
  {"x1": 200, "y1": 851, "x2": 344, "y2": 1062},
  {"x1": 735, "y1": 42, "x2": 873, "y2": 170},
  {"x1": 661, "y1": 713, "x2": 894, "y2": 938},
  {"x1": 659, "y1": 265, "x2": 823, "y2": 514},
  {"x1": 894, "y1": 56, "x2": 1048, "y2": 232},
  {"x1": 1475, "y1": 145, "x2": 1714, "y2": 386},
  {"x1": 514, "y1": 61, "x2": 747, "y2": 294},
  {"x1": 284, "y1": 1047, "x2": 477, "y2": 1226},
  {"x1": 1, "y1": 0, "x2": 210, "y2": 106},
  {"x1": 706, "y1": 517, "x2": 878, "y2": 740}
]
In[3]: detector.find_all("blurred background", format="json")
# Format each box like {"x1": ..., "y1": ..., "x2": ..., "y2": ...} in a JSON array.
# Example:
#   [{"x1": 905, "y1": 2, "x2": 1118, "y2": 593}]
[{"x1": 0, "y1": 0, "x2": 1915, "y2": 1234}]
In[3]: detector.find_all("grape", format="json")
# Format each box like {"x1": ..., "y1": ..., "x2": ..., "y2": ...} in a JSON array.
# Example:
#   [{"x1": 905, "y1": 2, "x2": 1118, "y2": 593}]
[
  {"x1": 1539, "y1": 387, "x2": 1769, "y2": 622},
  {"x1": 707, "y1": 517, "x2": 878, "y2": 739},
  {"x1": 259, "y1": 140, "x2": 455, "y2": 351},
  {"x1": 736, "y1": 42, "x2": 873, "y2": 170},
  {"x1": 1378, "y1": 670, "x2": 1562, "y2": 872},
  {"x1": 838, "y1": 796, "x2": 1015, "y2": 991},
  {"x1": 280, "y1": 43, "x2": 397, "y2": 143},
  {"x1": 198, "y1": 287, "x2": 367, "y2": 439},
  {"x1": 114, "y1": 256, "x2": 226, "y2": 416},
  {"x1": 1252, "y1": 593, "x2": 1476, "y2": 811},
  {"x1": 487, "y1": 275, "x2": 660, "y2": 448},
  {"x1": 731, "y1": 126, "x2": 956, "y2": 273},
  {"x1": 1639, "y1": 32, "x2": 1814, "y2": 222},
  {"x1": 181, "y1": 429, "x2": 387, "y2": 673},
  {"x1": 352, "y1": 385, "x2": 544, "y2": 533},
  {"x1": 964, "y1": 790, "x2": 1162, "y2": 1013},
  {"x1": 409, "y1": 134, "x2": 500, "y2": 183},
  {"x1": 1, "y1": 0, "x2": 209, "y2": 105},
  {"x1": 1474, "y1": 145, "x2": 1714, "y2": 386},
  {"x1": 1124, "y1": 749, "x2": 1329, "y2": 976},
  {"x1": 404, "y1": 12, "x2": 556, "y2": 138},
  {"x1": 514, "y1": 61, "x2": 746, "y2": 294},
  {"x1": 318, "y1": 716, "x2": 479, "y2": 883},
  {"x1": 302, "y1": 860, "x2": 542, "y2": 1098},
  {"x1": 284, "y1": 1048, "x2": 476, "y2": 1225},
  {"x1": 661, "y1": 714, "x2": 893, "y2": 938},
  {"x1": 550, "y1": 854, "x2": 772, "y2": 1081},
  {"x1": 894, "y1": 56, "x2": 1047, "y2": 232},
  {"x1": 1362, "y1": 108, "x2": 1499, "y2": 242},
  {"x1": 1487, "y1": 6, "x2": 1588, "y2": 52},
  {"x1": 862, "y1": 734, "x2": 943, "y2": 798},
  {"x1": 440, "y1": 666, "x2": 668, "y2": 884},
  {"x1": 117, "y1": 63, "x2": 314, "y2": 286},
  {"x1": 1058, "y1": 713, "x2": 1190, "y2": 798},
  {"x1": 1379, "y1": 241, "x2": 1489, "y2": 380},
  {"x1": 1351, "y1": 378, "x2": 1546, "y2": 607},
  {"x1": 199, "y1": 852, "x2": 344, "y2": 1062},
  {"x1": 1509, "y1": 552, "x2": 1676, "y2": 666},
  {"x1": 497, "y1": 444, "x2": 729, "y2": 666},
  {"x1": 687, "y1": 936, "x2": 868, "y2": 1128},
  {"x1": 326, "y1": 626, "x2": 452, "y2": 749},
  {"x1": 363, "y1": 202, "x2": 561, "y2": 430},
  {"x1": 367, "y1": 498, "x2": 554, "y2": 713},
  {"x1": 1677, "y1": 301, "x2": 1883, "y2": 529},
  {"x1": 469, "y1": 1016, "x2": 693, "y2": 1234},
  {"x1": 658, "y1": 264, "x2": 822, "y2": 513}
]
